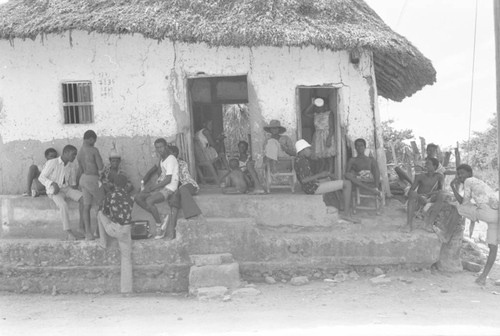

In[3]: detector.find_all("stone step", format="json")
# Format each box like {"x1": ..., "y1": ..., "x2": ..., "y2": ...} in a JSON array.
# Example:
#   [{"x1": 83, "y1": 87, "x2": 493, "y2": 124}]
[
  {"x1": 0, "y1": 193, "x2": 338, "y2": 238},
  {"x1": 0, "y1": 216, "x2": 442, "y2": 293},
  {"x1": 0, "y1": 264, "x2": 189, "y2": 294},
  {"x1": 189, "y1": 262, "x2": 241, "y2": 293}
]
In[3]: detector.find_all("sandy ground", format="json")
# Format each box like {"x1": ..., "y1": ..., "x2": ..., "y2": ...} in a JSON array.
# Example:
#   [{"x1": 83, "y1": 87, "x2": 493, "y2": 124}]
[{"x1": 2, "y1": 266, "x2": 500, "y2": 336}]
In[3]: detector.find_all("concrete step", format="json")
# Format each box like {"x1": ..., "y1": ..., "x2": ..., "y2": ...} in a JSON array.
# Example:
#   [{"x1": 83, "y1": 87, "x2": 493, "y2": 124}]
[
  {"x1": 189, "y1": 262, "x2": 241, "y2": 292},
  {"x1": 0, "y1": 264, "x2": 189, "y2": 294},
  {"x1": 0, "y1": 216, "x2": 442, "y2": 293},
  {"x1": 0, "y1": 193, "x2": 338, "y2": 239}
]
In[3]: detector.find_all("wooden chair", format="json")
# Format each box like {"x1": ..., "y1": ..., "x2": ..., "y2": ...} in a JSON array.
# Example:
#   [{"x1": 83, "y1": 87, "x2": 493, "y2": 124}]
[
  {"x1": 264, "y1": 157, "x2": 297, "y2": 193},
  {"x1": 352, "y1": 186, "x2": 382, "y2": 215},
  {"x1": 193, "y1": 138, "x2": 219, "y2": 185}
]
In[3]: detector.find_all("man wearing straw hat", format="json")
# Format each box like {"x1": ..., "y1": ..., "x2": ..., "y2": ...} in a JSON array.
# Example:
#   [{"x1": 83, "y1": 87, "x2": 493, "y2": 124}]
[
  {"x1": 263, "y1": 119, "x2": 295, "y2": 173},
  {"x1": 100, "y1": 146, "x2": 132, "y2": 195}
]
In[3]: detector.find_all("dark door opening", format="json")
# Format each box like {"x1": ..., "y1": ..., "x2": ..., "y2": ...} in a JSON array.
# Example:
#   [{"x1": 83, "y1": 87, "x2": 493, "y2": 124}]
[
  {"x1": 188, "y1": 75, "x2": 249, "y2": 184},
  {"x1": 297, "y1": 87, "x2": 343, "y2": 177}
]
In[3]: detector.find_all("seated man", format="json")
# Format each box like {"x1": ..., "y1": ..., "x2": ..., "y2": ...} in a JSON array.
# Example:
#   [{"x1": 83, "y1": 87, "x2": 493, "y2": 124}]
[
  {"x1": 220, "y1": 158, "x2": 250, "y2": 194},
  {"x1": 24, "y1": 147, "x2": 58, "y2": 197},
  {"x1": 134, "y1": 138, "x2": 179, "y2": 238},
  {"x1": 344, "y1": 138, "x2": 382, "y2": 198},
  {"x1": 100, "y1": 147, "x2": 133, "y2": 195},
  {"x1": 263, "y1": 120, "x2": 295, "y2": 174},
  {"x1": 160, "y1": 146, "x2": 202, "y2": 240},
  {"x1": 235, "y1": 140, "x2": 265, "y2": 193},
  {"x1": 451, "y1": 164, "x2": 499, "y2": 286},
  {"x1": 38, "y1": 145, "x2": 84, "y2": 241},
  {"x1": 294, "y1": 139, "x2": 359, "y2": 223},
  {"x1": 406, "y1": 157, "x2": 444, "y2": 232}
]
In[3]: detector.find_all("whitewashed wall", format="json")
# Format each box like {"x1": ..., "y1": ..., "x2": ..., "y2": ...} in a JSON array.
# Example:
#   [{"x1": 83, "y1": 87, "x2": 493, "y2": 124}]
[{"x1": 0, "y1": 31, "x2": 380, "y2": 194}]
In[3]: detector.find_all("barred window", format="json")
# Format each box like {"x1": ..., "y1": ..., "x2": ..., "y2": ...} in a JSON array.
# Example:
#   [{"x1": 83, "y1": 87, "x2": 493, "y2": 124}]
[{"x1": 62, "y1": 81, "x2": 94, "y2": 124}]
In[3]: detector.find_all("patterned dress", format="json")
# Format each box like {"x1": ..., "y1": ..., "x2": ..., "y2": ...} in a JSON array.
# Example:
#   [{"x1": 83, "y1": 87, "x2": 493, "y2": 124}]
[
  {"x1": 100, "y1": 188, "x2": 134, "y2": 225},
  {"x1": 294, "y1": 156, "x2": 319, "y2": 194},
  {"x1": 312, "y1": 111, "x2": 336, "y2": 158}
]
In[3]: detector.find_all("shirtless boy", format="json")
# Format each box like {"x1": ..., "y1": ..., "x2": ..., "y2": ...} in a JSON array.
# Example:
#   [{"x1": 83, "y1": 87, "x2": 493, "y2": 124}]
[
  {"x1": 221, "y1": 158, "x2": 250, "y2": 194},
  {"x1": 406, "y1": 157, "x2": 444, "y2": 231},
  {"x1": 344, "y1": 138, "x2": 381, "y2": 197},
  {"x1": 77, "y1": 130, "x2": 104, "y2": 240}
]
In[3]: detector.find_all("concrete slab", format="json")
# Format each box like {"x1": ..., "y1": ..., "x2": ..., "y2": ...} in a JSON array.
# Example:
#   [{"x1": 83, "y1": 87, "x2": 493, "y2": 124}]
[
  {"x1": 188, "y1": 263, "x2": 241, "y2": 291},
  {"x1": 0, "y1": 193, "x2": 338, "y2": 238}
]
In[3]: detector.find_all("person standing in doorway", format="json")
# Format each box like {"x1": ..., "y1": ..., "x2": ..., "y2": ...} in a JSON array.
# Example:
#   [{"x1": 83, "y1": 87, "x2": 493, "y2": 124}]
[{"x1": 303, "y1": 97, "x2": 336, "y2": 173}]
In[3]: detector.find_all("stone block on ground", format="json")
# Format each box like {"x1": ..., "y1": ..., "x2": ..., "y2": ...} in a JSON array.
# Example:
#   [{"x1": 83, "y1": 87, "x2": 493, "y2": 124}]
[
  {"x1": 189, "y1": 262, "x2": 240, "y2": 291},
  {"x1": 290, "y1": 276, "x2": 309, "y2": 286},
  {"x1": 370, "y1": 275, "x2": 392, "y2": 285},
  {"x1": 193, "y1": 286, "x2": 229, "y2": 300},
  {"x1": 189, "y1": 253, "x2": 234, "y2": 267},
  {"x1": 231, "y1": 287, "x2": 262, "y2": 297},
  {"x1": 462, "y1": 260, "x2": 482, "y2": 273}
]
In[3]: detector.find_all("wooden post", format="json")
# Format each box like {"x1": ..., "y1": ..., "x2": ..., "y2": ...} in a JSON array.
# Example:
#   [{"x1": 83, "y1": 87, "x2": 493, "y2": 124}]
[
  {"x1": 454, "y1": 142, "x2": 461, "y2": 168},
  {"x1": 389, "y1": 141, "x2": 398, "y2": 165},
  {"x1": 493, "y1": 0, "x2": 500, "y2": 241},
  {"x1": 419, "y1": 136, "x2": 426, "y2": 158}
]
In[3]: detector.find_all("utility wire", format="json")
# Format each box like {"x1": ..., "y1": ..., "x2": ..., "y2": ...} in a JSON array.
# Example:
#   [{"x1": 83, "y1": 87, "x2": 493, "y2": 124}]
[
  {"x1": 467, "y1": 0, "x2": 479, "y2": 147},
  {"x1": 395, "y1": 0, "x2": 409, "y2": 29}
]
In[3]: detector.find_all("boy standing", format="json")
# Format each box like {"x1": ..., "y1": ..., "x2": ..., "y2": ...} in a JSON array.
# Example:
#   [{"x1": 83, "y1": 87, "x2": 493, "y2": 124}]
[
  {"x1": 451, "y1": 164, "x2": 499, "y2": 286},
  {"x1": 77, "y1": 130, "x2": 104, "y2": 240},
  {"x1": 97, "y1": 174, "x2": 134, "y2": 293},
  {"x1": 134, "y1": 138, "x2": 179, "y2": 238}
]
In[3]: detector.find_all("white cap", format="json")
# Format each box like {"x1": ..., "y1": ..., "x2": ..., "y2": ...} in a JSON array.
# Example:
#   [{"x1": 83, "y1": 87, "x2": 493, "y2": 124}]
[
  {"x1": 314, "y1": 98, "x2": 324, "y2": 107},
  {"x1": 295, "y1": 139, "x2": 311, "y2": 154}
]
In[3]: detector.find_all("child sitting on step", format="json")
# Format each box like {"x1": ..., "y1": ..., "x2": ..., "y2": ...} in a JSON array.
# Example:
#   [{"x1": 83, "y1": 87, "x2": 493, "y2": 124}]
[{"x1": 220, "y1": 158, "x2": 250, "y2": 194}]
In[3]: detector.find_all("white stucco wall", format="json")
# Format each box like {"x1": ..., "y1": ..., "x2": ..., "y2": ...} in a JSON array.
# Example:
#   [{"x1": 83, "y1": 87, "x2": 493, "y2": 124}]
[{"x1": 0, "y1": 31, "x2": 380, "y2": 194}]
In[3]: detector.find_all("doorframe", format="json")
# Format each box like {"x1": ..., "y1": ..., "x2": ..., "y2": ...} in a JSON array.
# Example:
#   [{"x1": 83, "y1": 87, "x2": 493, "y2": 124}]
[
  {"x1": 185, "y1": 73, "x2": 249, "y2": 181},
  {"x1": 295, "y1": 85, "x2": 344, "y2": 178}
]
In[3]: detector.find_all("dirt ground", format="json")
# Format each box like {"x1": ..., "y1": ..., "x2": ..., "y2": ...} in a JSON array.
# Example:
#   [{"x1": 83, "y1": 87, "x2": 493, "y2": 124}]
[
  {"x1": 2, "y1": 200, "x2": 500, "y2": 336},
  {"x1": 2, "y1": 264, "x2": 500, "y2": 336}
]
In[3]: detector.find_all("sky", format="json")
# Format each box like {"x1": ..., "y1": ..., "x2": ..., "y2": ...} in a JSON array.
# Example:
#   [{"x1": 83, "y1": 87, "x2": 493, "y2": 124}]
[
  {"x1": 365, "y1": 0, "x2": 496, "y2": 148},
  {"x1": 0, "y1": 0, "x2": 495, "y2": 148}
]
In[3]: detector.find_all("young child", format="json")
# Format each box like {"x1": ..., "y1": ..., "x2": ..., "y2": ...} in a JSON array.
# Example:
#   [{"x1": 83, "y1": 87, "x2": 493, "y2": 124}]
[
  {"x1": 221, "y1": 158, "x2": 250, "y2": 194},
  {"x1": 24, "y1": 147, "x2": 58, "y2": 197},
  {"x1": 77, "y1": 130, "x2": 105, "y2": 240}
]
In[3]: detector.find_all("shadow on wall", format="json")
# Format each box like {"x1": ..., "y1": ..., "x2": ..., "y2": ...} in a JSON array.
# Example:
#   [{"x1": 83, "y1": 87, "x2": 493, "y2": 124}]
[{"x1": 0, "y1": 135, "x2": 165, "y2": 195}]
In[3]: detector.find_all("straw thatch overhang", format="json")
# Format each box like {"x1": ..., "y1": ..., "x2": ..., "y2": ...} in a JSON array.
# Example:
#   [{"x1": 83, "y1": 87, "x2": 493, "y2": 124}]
[{"x1": 0, "y1": 0, "x2": 436, "y2": 102}]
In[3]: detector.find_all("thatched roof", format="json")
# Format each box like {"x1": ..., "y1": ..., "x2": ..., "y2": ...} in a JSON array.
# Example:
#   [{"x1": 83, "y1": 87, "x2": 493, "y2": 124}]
[{"x1": 0, "y1": 0, "x2": 436, "y2": 102}]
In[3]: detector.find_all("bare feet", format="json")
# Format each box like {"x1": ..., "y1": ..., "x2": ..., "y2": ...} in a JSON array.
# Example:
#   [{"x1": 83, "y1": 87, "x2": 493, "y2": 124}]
[
  {"x1": 339, "y1": 214, "x2": 361, "y2": 224},
  {"x1": 85, "y1": 233, "x2": 95, "y2": 241},
  {"x1": 64, "y1": 230, "x2": 78, "y2": 241},
  {"x1": 475, "y1": 276, "x2": 487, "y2": 286},
  {"x1": 401, "y1": 226, "x2": 412, "y2": 233}
]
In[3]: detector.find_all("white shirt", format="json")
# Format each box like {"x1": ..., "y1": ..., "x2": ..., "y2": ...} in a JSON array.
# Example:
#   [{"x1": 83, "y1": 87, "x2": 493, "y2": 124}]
[
  {"x1": 38, "y1": 157, "x2": 77, "y2": 194},
  {"x1": 157, "y1": 155, "x2": 179, "y2": 192}
]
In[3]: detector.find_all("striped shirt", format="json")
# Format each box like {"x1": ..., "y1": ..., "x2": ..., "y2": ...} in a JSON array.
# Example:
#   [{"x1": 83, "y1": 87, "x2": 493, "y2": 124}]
[{"x1": 38, "y1": 157, "x2": 77, "y2": 194}]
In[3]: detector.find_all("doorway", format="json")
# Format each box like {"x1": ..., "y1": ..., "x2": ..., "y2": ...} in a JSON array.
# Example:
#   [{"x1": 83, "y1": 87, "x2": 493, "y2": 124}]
[
  {"x1": 188, "y1": 75, "x2": 249, "y2": 184},
  {"x1": 297, "y1": 87, "x2": 343, "y2": 178}
]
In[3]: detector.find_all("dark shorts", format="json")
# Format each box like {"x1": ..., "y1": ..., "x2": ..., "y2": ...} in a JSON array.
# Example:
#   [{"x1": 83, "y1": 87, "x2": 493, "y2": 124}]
[{"x1": 168, "y1": 183, "x2": 197, "y2": 209}]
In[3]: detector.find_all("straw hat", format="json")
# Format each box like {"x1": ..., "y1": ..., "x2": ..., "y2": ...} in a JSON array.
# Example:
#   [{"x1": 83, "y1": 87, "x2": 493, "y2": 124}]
[
  {"x1": 109, "y1": 143, "x2": 121, "y2": 159},
  {"x1": 295, "y1": 139, "x2": 311, "y2": 154},
  {"x1": 263, "y1": 120, "x2": 286, "y2": 134}
]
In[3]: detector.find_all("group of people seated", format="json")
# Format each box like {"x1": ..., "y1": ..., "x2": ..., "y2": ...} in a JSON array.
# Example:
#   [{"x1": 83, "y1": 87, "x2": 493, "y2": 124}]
[{"x1": 26, "y1": 131, "x2": 201, "y2": 242}]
